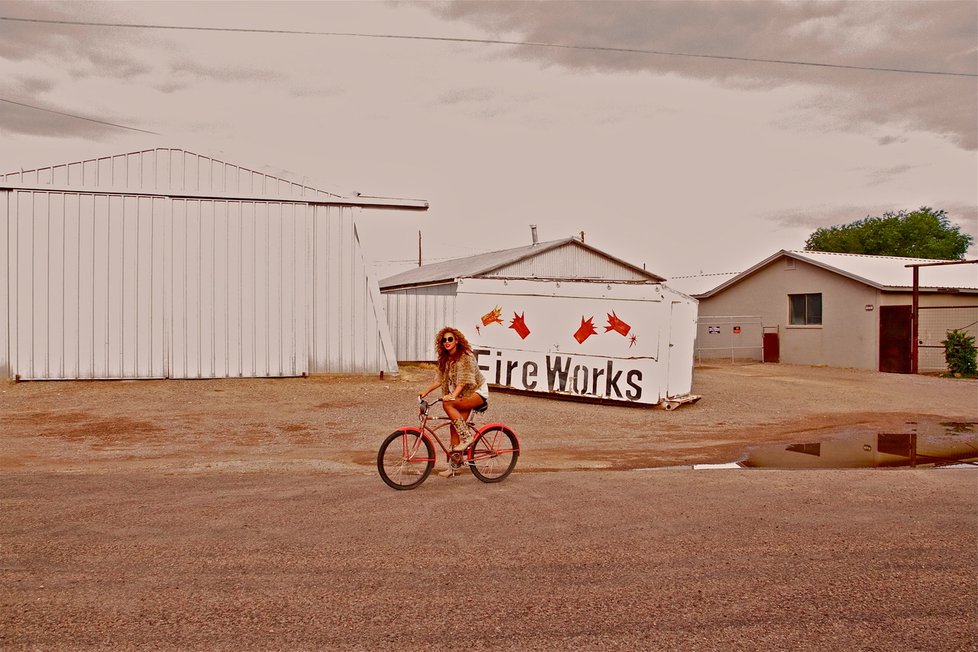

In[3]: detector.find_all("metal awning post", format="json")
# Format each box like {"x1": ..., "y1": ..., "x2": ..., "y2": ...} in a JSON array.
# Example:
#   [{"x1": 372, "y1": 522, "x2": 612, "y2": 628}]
[
  {"x1": 911, "y1": 266, "x2": 919, "y2": 374},
  {"x1": 905, "y1": 259, "x2": 977, "y2": 375}
]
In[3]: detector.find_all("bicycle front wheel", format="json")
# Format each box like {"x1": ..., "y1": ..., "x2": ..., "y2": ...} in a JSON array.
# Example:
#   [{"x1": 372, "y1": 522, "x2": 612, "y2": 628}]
[
  {"x1": 467, "y1": 426, "x2": 519, "y2": 483},
  {"x1": 377, "y1": 430, "x2": 434, "y2": 490}
]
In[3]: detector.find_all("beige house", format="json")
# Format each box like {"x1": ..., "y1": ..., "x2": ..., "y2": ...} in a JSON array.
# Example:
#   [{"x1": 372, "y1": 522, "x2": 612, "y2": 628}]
[{"x1": 688, "y1": 250, "x2": 977, "y2": 373}]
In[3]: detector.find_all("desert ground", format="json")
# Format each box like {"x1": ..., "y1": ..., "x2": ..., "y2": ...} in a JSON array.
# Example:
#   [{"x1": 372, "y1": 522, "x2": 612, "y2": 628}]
[{"x1": 1, "y1": 363, "x2": 976, "y2": 650}]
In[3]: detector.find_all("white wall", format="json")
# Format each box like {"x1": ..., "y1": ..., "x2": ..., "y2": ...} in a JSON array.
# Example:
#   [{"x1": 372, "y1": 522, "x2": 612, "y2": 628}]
[
  {"x1": 1, "y1": 189, "x2": 397, "y2": 379},
  {"x1": 383, "y1": 283, "x2": 457, "y2": 362}
]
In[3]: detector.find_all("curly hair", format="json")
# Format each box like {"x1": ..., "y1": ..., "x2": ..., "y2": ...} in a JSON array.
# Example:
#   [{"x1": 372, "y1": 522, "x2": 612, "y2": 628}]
[{"x1": 434, "y1": 326, "x2": 473, "y2": 374}]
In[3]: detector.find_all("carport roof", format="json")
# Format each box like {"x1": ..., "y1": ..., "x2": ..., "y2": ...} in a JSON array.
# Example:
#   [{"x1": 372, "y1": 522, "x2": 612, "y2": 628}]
[{"x1": 696, "y1": 250, "x2": 978, "y2": 298}]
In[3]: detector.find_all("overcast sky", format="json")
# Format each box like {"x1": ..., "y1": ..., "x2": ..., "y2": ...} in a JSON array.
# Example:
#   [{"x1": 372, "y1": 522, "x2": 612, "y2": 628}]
[{"x1": 1, "y1": 0, "x2": 975, "y2": 280}]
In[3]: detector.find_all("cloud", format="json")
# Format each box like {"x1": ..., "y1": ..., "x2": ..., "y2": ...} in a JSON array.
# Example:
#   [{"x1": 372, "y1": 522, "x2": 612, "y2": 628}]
[
  {"x1": 289, "y1": 84, "x2": 344, "y2": 99},
  {"x1": 438, "y1": 87, "x2": 495, "y2": 105},
  {"x1": 768, "y1": 202, "x2": 978, "y2": 234},
  {"x1": 169, "y1": 60, "x2": 279, "y2": 84},
  {"x1": 16, "y1": 76, "x2": 56, "y2": 95},
  {"x1": 428, "y1": 1, "x2": 978, "y2": 149},
  {"x1": 0, "y1": 4, "x2": 155, "y2": 80},
  {"x1": 877, "y1": 135, "x2": 908, "y2": 146},
  {"x1": 0, "y1": 98, "x2": 117, "y2": 138},
  {"x1": 863, "y1": 164, "x2": 923, "y2": 187}
]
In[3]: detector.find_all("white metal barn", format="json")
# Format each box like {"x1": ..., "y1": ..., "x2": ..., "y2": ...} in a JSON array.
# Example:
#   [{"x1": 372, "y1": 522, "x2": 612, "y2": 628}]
[
  {"x1": 380, "y1": 237, "x2": 666, "y2": 362},
  {"x1": 0, "y1": 148, "x2": 426, "y2": 380}
]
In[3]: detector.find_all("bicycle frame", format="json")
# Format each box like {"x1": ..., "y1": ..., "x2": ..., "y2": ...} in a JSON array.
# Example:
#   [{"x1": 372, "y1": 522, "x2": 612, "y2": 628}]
[
  {"x1": 378, "y1": 397, "x2": 521, "y2": 488},
  {"x1": 398, "y1": 398, "x2": 518, "y2": 466}
]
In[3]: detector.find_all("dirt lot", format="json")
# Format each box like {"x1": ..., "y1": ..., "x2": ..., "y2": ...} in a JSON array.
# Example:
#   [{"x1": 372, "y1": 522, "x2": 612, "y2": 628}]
[
  {"x1": 2, "y1": 363, "x2": 976, "y2": 650},
  {"x1": 1, "y1": 362, "x2": 974, "y2": 474}
]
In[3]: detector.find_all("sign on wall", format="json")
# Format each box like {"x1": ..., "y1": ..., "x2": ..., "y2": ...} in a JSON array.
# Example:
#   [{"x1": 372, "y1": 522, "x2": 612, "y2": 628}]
[{"x1": 456, "y1": 278, "x2": 684, "y2": 405}]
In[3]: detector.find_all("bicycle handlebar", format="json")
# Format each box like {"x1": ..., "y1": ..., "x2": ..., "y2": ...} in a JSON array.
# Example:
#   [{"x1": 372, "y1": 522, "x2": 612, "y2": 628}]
[{"x1": 418, "y1": 396, "x2": 443, "y2": 415}]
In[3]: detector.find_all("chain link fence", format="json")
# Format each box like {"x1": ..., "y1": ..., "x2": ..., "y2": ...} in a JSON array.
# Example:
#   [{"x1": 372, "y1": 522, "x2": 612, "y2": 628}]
[
  {"x1": 695, "y1": 315, "x2": 763, "y2": 363},
  {"x1": 917, "y1": 305, "x2": 978, "y2": 372}
]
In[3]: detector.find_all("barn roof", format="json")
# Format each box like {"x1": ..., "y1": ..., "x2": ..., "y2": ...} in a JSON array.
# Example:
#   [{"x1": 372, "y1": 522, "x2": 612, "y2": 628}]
[
  {"x1": 696, "y1": 250, "x2": 978, "y2": 298},
  {"x1": 379, "y1": 237, "x2": 664, "y2": 290},
  {"x1": 0, "y1": 147, "x2": 428, "y2": 210}
]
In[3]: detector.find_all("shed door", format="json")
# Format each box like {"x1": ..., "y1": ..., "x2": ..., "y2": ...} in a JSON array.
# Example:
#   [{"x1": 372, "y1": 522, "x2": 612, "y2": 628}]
[
  {"x1": 879, "y1": 305, "x2": 912, "y2": 374},
  {"x1": 666, "y1": 300, "x2": 696, "y2": 397},
  {"x1": 168, "y1": 200, "x2": 309, "y2": 378}
]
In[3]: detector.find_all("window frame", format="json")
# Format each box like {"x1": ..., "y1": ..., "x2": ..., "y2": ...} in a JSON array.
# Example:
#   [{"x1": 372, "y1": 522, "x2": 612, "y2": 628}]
[{"x1": 788, "y1": 292, "x2": 823, "y2": 326}]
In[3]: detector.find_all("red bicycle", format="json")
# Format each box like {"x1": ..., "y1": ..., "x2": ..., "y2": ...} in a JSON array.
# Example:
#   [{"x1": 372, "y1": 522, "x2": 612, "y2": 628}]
[{"x1": 377, "y1": 397, "x2": 520, "y2": 490}]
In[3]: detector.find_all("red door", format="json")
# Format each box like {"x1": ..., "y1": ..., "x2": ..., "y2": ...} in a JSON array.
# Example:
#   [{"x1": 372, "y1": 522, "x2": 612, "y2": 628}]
[
  {"x1": 879, "y1": 305, "x2": 912, "y2": 373},
  {"x1": 763, "y1": 332, "x2": 780, "y2": 363}
]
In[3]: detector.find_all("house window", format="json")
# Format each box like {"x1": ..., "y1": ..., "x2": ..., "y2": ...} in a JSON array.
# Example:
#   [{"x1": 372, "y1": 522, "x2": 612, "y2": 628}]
[{"x1": 789, "y1": 293, "x2": 822, "y2": 325}]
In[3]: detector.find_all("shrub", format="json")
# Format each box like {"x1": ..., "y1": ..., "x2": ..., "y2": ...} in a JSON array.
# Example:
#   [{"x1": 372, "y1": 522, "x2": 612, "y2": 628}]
[{"x1": 941, "y1": 329, "x2": 977, "y2": 377}]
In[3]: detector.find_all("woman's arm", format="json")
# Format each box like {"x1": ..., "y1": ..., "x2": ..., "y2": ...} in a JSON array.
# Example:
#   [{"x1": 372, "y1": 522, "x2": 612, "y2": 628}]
[
  {"x1": 420, "y1": 379, "x2": 442, "y2": 399},
  {"x1": 444, "y1": 382, "x2": 465, "y2": 401}
]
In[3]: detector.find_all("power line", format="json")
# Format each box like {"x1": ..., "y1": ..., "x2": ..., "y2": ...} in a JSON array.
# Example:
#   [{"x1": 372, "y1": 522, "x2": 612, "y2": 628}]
[
  {"x1": 3, "y1": 15, "x2": 976, "y2": 78},
  {"x1": 0, "y1": 97, "x2": 161, "y2": 135}
]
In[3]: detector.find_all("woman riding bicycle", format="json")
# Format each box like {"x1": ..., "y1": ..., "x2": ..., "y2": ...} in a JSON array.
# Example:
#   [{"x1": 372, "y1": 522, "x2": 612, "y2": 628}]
[{"x1": 419, "y1": 327, "x2": 489, "y2": 460}]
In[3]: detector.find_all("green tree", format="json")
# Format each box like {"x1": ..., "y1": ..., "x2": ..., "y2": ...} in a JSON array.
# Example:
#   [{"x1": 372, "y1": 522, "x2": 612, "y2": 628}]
[{"x1": 804, "y1": 207, "x2": 973, "y2": 259}]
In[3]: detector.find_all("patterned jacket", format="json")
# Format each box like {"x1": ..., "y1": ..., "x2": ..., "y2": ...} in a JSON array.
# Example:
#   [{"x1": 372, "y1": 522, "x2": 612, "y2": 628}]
[{"x1": 440, "y1": 352, "x2": 486, "y2": 398}]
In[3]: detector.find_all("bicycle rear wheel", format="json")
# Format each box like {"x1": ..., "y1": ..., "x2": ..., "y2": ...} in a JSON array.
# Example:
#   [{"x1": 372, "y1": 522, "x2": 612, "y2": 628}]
[
  {"x1": 467, "y1": 426, "x2": 519, "y2": 483},
  {"x1": 378, "y1": 430, "x2": 434, "y2": 490}
]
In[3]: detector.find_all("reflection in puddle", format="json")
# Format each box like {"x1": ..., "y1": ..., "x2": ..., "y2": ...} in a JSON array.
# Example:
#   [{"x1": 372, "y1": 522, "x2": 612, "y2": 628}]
[{"x1": 740, "y1": 421, "x2": 977, "y2": 469}]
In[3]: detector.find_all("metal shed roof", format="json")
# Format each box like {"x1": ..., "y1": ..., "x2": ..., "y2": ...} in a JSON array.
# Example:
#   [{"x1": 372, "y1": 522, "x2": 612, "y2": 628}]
[
  {"x1": 1, "y1": 147, "x2": 428, "y2": 210},
  {"x1": 697, "y1": 250, "x2": 978, "y2": 298},
  {"x1": 379, "y1": 237, "x2": 665, "y2": 290}
]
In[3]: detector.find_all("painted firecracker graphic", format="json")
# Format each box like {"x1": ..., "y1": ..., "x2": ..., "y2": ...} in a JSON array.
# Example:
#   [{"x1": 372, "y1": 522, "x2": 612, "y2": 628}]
[
  {"x1": 605, "y1": 311, "x2": 631, "y2": 336},
  {"x1": 573, "y1": 316, "x2": 598, "y2": 344},
  {"x1": 509, "y1": 312, "x2": 531, "y2": 339},
  {"x1": 481, "y1": 306, "x2": 503, "y2": 327},
  {"x1": 478, "y1": 304, "x2": 636, "y2": 347}
]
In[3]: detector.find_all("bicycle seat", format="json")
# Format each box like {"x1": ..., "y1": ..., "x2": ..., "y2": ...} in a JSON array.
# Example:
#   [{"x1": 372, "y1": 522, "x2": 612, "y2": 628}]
[{"x1": 473, "y1": 400, "x2": 489, "y2": 413}]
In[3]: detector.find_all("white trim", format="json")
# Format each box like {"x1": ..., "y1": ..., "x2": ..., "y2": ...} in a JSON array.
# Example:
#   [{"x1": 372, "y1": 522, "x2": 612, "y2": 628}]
[{"x1": 0, "y1": 182, "x2": 428, "y2": 211}]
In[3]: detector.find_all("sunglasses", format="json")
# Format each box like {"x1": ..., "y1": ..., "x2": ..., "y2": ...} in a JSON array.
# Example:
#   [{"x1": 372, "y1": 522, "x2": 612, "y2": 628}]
[{"x1": 441, "y1": 336, "x2": 455, "y2": 344}]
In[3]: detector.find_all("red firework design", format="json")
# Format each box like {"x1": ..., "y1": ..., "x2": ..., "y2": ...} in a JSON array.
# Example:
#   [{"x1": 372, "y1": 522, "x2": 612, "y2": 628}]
[
  {"x1": 605, "y1": 311, "x2": 631, "y2": 336},
  {"x1": 481, "y1": 306, "x2": 504, "y2": 327},
  {"x1": 574, "y1": 316, "x2": 598, "y2": 344},
  {"x1": 509, "y1": 312, "x2": 531, "y2": 339}
]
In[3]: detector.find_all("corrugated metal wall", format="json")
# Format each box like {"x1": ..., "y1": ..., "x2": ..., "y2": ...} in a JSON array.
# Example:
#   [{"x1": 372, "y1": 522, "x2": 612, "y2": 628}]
[
  {"x1": 310, "y1": 207, "x2": 397, "y2": 373},
  {"x1": 168, "y1": 199, "x2": 309, "y2": 378},
  {"x1": 384, "y1": 284, "x2": 457, "y2": 361},
  {"x1": 1, "y1": 192, "x2": 13, "y2": 378},
  {"x1": 489, "y1": 245, "x2": 648, "y2": 280},
  {"x1": 4, "y1": 191, "x2": 167, "y2": 379},
  {"x1": 1, "y1": 149, "x2": 400, "y2": 379}
]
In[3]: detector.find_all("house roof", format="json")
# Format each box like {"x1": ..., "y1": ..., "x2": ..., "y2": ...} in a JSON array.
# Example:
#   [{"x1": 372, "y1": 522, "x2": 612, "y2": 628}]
[
  {"x1": 666, "y1": 272, "x2": 741, "y2": 297},
  {"x1": 379, "y1": 237, "x2": 664, "y2": 289},
  {"x1": 697, "y1": 250, "x2": 978, "y2": 298}
]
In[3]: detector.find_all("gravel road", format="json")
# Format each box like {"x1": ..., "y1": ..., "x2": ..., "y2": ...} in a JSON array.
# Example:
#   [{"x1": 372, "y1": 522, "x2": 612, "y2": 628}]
[{"x1": 1, "y1": 363, "x2": 976, "y2": 650}]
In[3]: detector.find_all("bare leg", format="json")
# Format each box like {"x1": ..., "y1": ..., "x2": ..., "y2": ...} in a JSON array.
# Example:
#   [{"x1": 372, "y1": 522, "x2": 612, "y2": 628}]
[
  {"x1": 442, "y1": 394, "x2": 483, "y2": 422},
  {"x1": 443, "y1": 395, "x2": 484, "y2": 451}
]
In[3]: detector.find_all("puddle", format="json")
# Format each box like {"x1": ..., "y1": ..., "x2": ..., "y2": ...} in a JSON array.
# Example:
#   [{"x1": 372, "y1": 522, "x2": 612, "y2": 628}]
[
  {"x1": 645, "y1": 421, "x2": 978, "y2": 470},
  {"x1": 739, "y1": 421, "x2": 977, "y2": 469}
]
